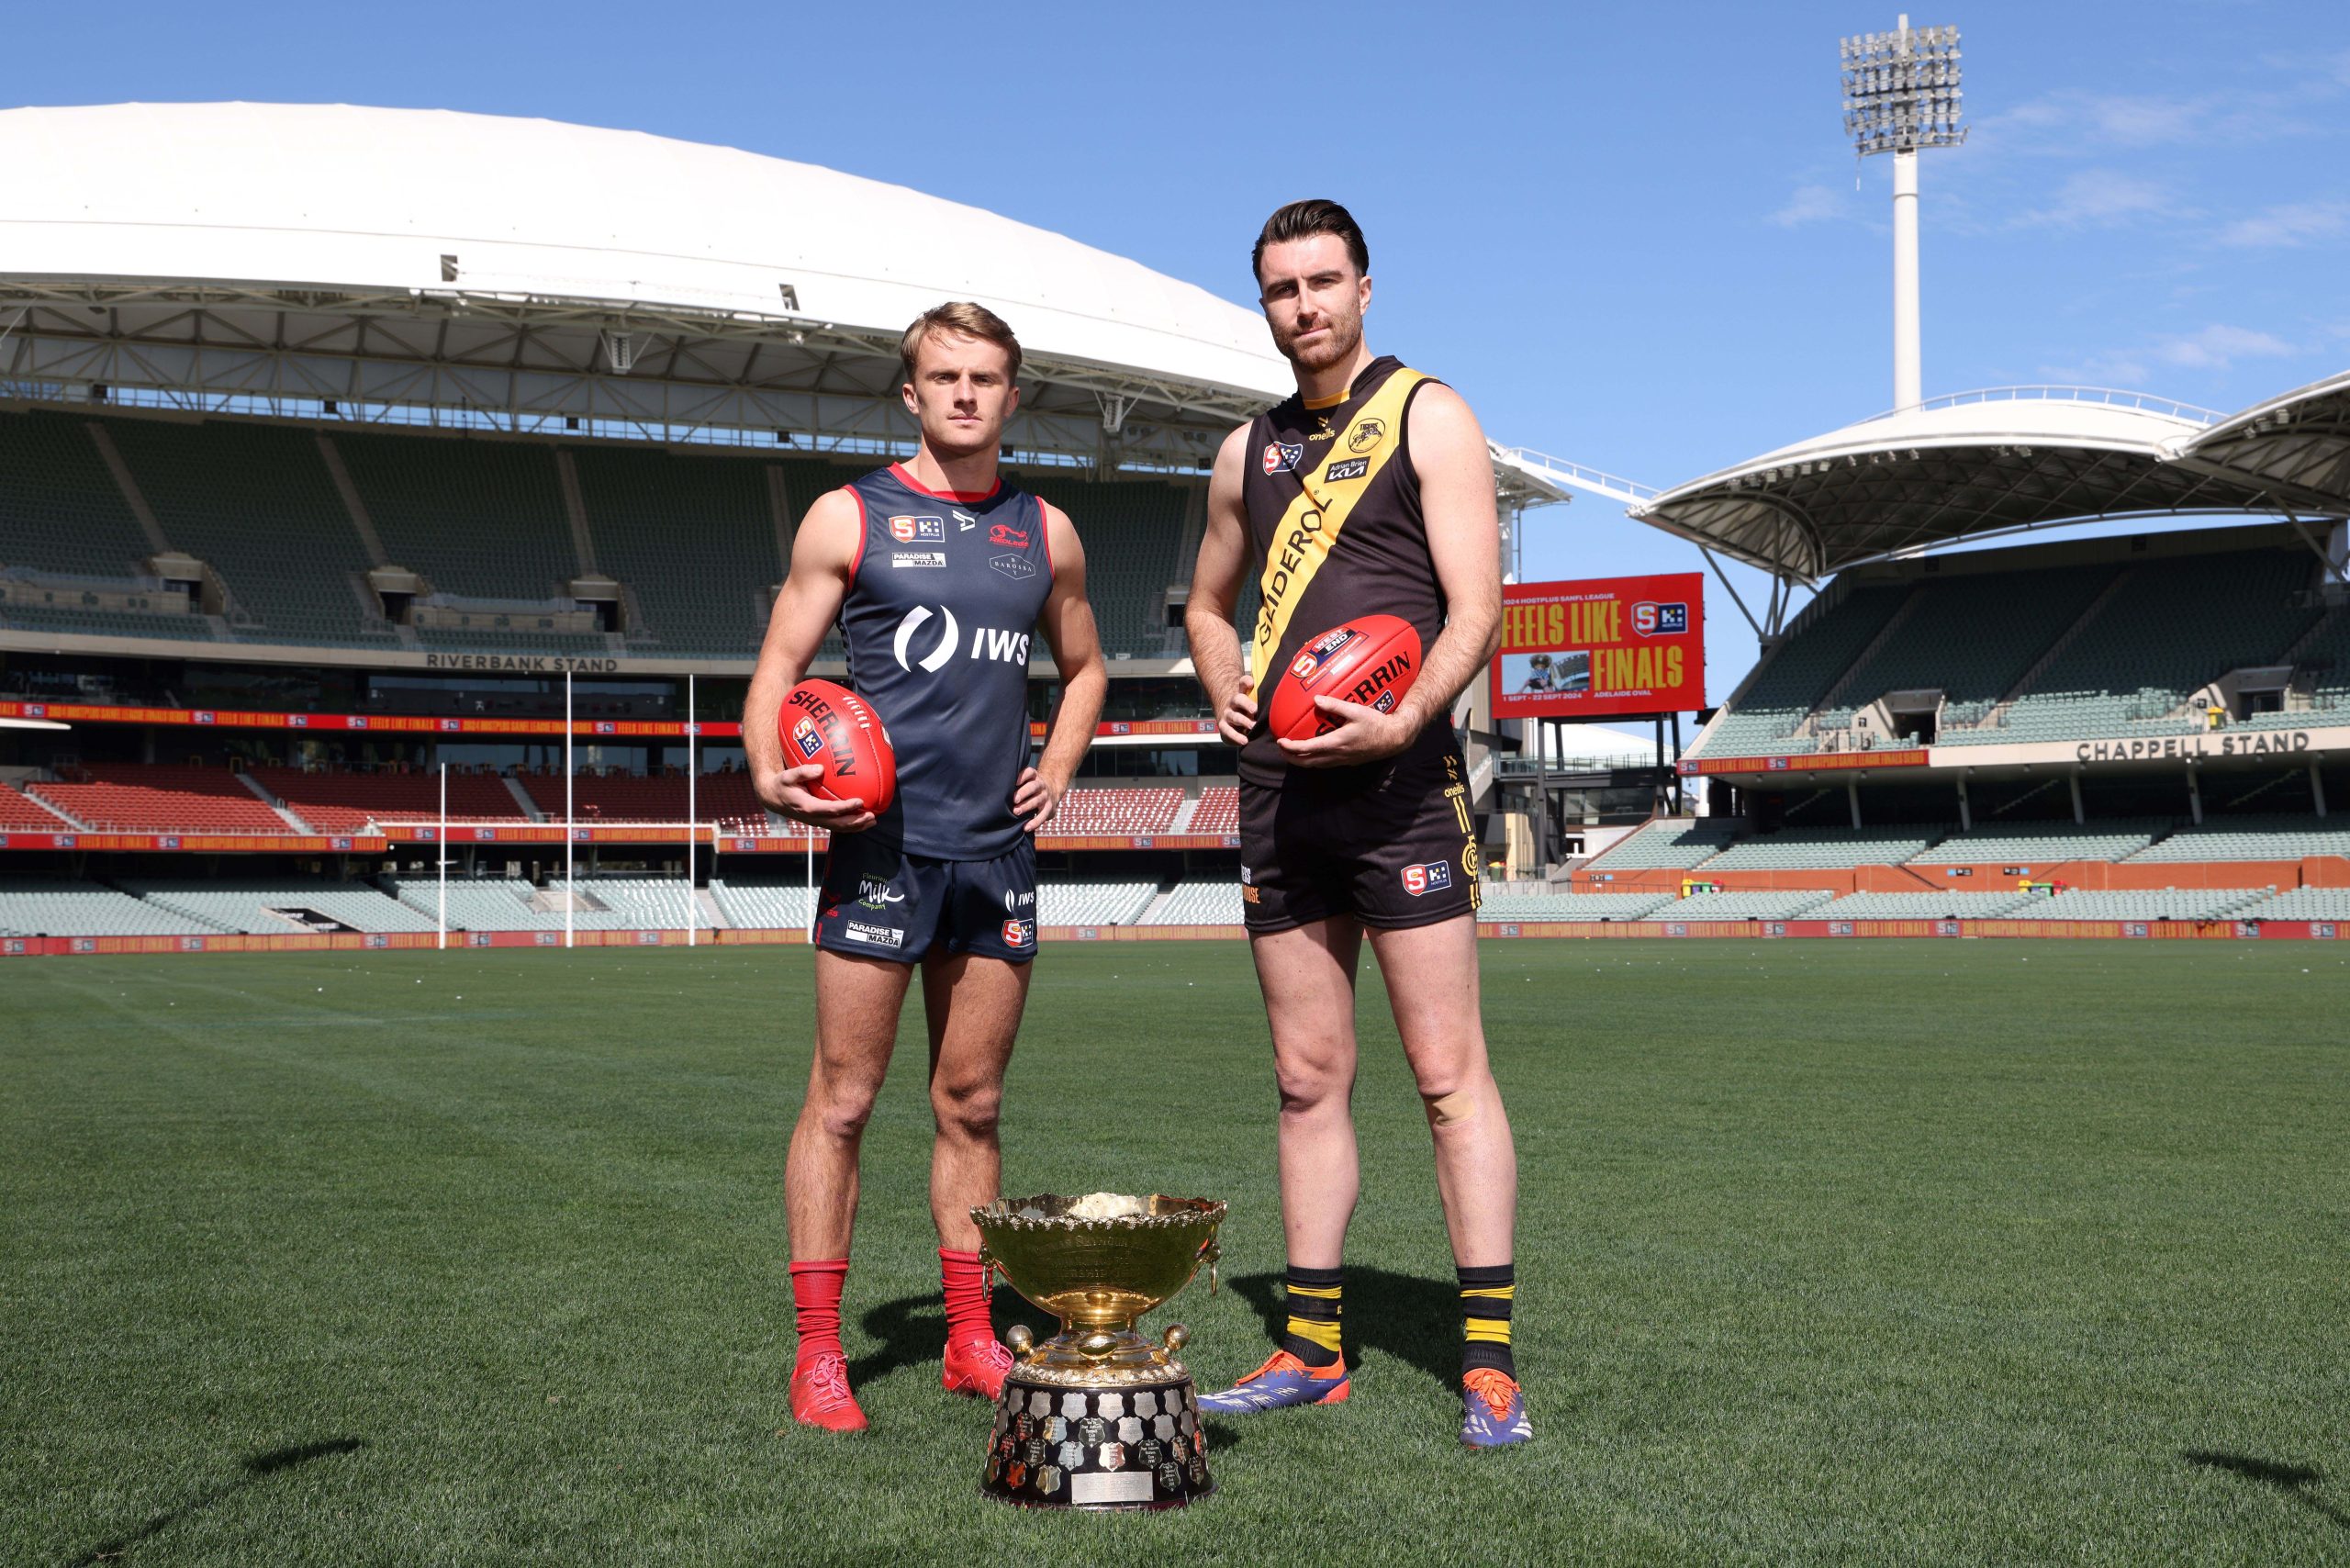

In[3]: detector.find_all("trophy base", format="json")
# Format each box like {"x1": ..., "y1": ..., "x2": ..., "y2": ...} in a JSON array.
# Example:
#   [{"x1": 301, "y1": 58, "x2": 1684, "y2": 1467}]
[{"x1": 980, "y1": 1367, "x2": 1212, "y2": 1510}]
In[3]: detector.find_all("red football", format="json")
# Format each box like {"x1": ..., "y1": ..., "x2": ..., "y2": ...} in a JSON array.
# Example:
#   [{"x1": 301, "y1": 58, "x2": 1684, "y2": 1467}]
[
  {"x1": 1265, "y1": 614, "x2": 1423, "y2": 742},
  {"x1": 779, "y1": 678, "x2": 896, "y2": 814}
]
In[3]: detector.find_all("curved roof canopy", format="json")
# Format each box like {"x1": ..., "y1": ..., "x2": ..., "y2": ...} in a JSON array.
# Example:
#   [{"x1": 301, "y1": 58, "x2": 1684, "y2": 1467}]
[
  {"x1": 0, "y1": 102, "x2": 1292, "y2": 464},
  {"x1": 2175, "y1": 368, "x2": 2350, "y2": 514},
  {"x1": 1635, "y1": 386, "x2": 2349, "y2": 583}
]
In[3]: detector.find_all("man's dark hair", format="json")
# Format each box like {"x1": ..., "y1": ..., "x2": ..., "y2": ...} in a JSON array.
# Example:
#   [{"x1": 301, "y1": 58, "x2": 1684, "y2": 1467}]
[{"x1": 1251, "y1": 199, "x2": 1370, "y2": 285}]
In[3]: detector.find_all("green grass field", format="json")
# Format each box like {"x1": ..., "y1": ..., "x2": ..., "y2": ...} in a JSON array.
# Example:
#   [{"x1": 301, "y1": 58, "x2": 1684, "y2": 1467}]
[{"x1": 6, "y1": 939, "x2": 2348, "y2": 1566}]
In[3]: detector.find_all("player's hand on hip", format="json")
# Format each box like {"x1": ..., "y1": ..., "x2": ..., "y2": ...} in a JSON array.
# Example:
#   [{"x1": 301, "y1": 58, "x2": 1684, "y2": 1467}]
[
  {"x1": 1013, "y1": 767, "x2": 1062, "y2": 834},
  {"x1": 1217, "y1": 689, "x2": 1259, "y2": 748},
  {"x1": 763, "y1": 761, "x2": 876, "y2": 833},
  {"x1": 1279, "y1": 696, "x2": 1415, "y2": 768}
]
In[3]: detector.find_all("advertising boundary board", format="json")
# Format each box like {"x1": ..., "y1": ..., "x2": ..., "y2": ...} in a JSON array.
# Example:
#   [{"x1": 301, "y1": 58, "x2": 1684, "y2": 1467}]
[{"x1": 4, "y1": 920, "x2": 2341, "y2": 957}]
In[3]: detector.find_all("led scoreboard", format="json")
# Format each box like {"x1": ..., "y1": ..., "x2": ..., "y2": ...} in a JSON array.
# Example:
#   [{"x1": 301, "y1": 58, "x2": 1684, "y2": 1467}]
[{"x1": 1489, "y1": 572, "x2": 1705, "y2": 720}]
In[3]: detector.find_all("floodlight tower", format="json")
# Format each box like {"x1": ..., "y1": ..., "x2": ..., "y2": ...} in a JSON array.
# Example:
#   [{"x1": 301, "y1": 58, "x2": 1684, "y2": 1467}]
[{"x1": 1841, "y1": 15, "x2": 1966, "y2": 411}]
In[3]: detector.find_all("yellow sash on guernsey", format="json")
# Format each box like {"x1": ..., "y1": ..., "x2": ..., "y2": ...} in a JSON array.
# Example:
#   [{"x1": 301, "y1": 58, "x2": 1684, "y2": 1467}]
[{"x1": 1248, "y1": 367, "x2": 1428, "y2": 697}]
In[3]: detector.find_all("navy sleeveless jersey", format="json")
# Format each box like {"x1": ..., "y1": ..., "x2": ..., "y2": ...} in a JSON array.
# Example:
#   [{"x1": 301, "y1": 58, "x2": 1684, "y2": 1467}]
[{"x1": 837, "y1": 464, "x2": 1054, "y2": 859}]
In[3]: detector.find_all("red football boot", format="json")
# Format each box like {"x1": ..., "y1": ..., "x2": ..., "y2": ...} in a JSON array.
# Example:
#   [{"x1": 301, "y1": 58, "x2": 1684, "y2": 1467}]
[
  {"x1": 941, "y1": 1334, "x2": 1013, "y2": 1400},
  {"x1": 789, "y1": 1352, "x2": 868, "y2": 1433}
]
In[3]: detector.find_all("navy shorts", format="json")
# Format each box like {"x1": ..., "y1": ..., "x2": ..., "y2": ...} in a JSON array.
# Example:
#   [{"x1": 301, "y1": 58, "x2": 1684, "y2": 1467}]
[{"x1": 812, "y1": 834, "x2": 1038, "y2": 964}]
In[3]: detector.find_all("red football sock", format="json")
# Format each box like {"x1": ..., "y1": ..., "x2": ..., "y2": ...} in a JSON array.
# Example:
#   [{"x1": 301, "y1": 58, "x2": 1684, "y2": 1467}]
[
  {"x1": 789, "y1": 1259, "x2": 849, "y2": 1372},
  {"x1": 940, "y1": 1248, "x2": 993, "y2": 1345}
]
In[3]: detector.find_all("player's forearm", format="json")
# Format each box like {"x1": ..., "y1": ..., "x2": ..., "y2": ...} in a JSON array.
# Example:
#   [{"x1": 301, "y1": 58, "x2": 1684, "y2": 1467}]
[
  {"x1": 1036, "y1": 660, "x2": 1108, "y2": 790},
  {"x1": 742, "y1": 649, "x2": 810, "y2": 778},
  {"x1": 1399, "y1": 607, "x2": 1501, "y2": 734},
  {"x1": 1186, "y1": 609, "x2": 1248, "y2": 710}
]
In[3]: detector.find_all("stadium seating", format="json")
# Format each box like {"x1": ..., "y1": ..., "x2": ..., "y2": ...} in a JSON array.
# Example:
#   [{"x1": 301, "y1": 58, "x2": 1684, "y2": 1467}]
[
  {"x1": 1691, "y1": 586, "x2": 1908, "y2": 757},
  {"x1": 1910, "y1": 820, "x2": 2169, "y2": 864},
  {"x1": 337, "y1": 431, "x2": 581, "y2": 606},
  {"x1": 0, "y1": 411, "x2": 155, "y2": 580},
  {"x1": 28, "y1": 766, "x2": 291, "y2": 833},
  {"x1": 1139, "y1": 880, "x2": 1244, "y2": 925},
  {"x1": 1035, "y1": 877, "x2": 1158, "y2": 925},
  {"x1": 1702, "y1": 824, "x2": 1950, "y2": 869},
  {"x1": 385, "y1": 876, "x2": 666, "y2": 931},
  {"x1": 1477, "y1": 891, "x2": 1675, "y2": 921},
  {"x1": 256, "y1": 768, "x2": 532, "y2": 831},
  {"x1": 0, "y1": 786, "x2": 75, "y2": 830},
  {"x1": 708, "y1": 876, "x2": 817, "y2": 930},
  {"x1": 2018, "y1": 889, "x2": 2266, "y2": 921},
  {"x1": 105, "y1": 418, "x2": 392, "y2": 646},
  {"x1": 1189, "y1": 787, "x2": 1239, "y2": 834},
  {"x1": 549, "y1": 875, "x2": 712, "y2": 928},
  {"x1": 0, "y1": 876, "x2": 221, "y2": 936},
  {"x1": 520, "y1": 770, "x2": 767, "y2": 828},
  {"x1": 571, "y1": 445, "x2": 781, "y2": 657},
  {"x1": 119, "y1": 878, "x2": 440, "y2": 934},
  {"x1": 1816, "y1": 890, "x2": 2038, "y2": 920},
  {"x1": 2233, "y1": 887, "x2": 2350, "y2": 922},
  {"x1": 1587, "y1": 818, "x2": 1744, "y2": 870},
  {"x1": 1657, "y1": 890, "x2": 1837, "y2": 920},
  {"x1": 1024, "y1": 476, "x2": 1188, "y2": 659},
  {"x1": 2126, "y1": 815, "x2": 2350, "y2": 863},
  {"x1": 1943, "y1": 551, "x2": 2321, "y2": 745},
  {"x1": 1049, "y1": 787, "x2": 1182, "y2": 835}
]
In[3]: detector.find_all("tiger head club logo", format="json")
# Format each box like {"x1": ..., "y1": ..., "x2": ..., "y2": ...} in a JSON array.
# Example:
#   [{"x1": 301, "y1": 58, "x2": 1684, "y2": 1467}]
[
  {"x1": 1347, "y1": 417, "x2": 1386, "y2": 454},
  {"x1": 1261, "y1": 440, "x2": 1304, "y2": 475}
]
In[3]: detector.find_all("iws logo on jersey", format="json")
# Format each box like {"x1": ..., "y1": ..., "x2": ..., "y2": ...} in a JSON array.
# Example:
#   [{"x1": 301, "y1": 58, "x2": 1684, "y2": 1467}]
[
  {"x1": 990, "y1": 552, "x2": 1036, "y2": 581},
  {"x1": 1402, "y1": 859, "x2": 1453, "y2": 897},
  {"x1": 1347, "y1": 417, "x2": 1387, "y2": 454},
  {"x1": 1261, "y1": 441, "x2": 1304, "y2": 475},
  {"x1": 1632, "y1": 600, "x2": 1689, "y2": 636},
  {"x1": 1288, "y1": 625, "x2": 1359, "y2": 681},
  {"x1": 890, "y1": 514, "x2": 946, "y2": 543},
  {"x1": 1002, "y1": 917, "x2": 1035, "y2": 948},
  {"x1": 989, "y1": 521, "x2": 1030, "y2": 547},
  {"x1": 1324, "y1": 457, "x2": 1369, "y2": 482},
  {"x1": 891, "y1": 604, "x2": 1032, "y2": 673}
]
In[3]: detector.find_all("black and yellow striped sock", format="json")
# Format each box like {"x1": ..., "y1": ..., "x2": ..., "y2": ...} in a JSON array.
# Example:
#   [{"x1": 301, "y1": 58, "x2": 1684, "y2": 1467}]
[
  {"x1": 1458, "y1": 1263, "x2": 1516, "y2": 1378},
  {"x1": 1278, "y1": 1264, "x2": 1344, "y2": 1368}
]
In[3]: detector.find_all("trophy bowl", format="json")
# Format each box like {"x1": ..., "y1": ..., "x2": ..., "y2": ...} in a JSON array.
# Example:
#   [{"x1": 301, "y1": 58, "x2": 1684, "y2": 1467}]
[{"x1": 970, "y1": 1193, "x2": 1225, "y2": 1511}]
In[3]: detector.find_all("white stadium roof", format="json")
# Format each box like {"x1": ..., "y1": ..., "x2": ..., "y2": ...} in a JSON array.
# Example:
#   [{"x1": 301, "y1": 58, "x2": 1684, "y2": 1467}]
[
  {"x1": 0, "y1": 102, "x2": 1295, "y2": 465},
  {"x1": 1633, "y1": 385, "x2": 2350, "y2": 585}
]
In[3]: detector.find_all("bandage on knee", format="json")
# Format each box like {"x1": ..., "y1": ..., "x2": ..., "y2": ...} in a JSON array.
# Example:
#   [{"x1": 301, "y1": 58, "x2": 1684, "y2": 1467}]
[{"x1": 1424, "y1": 1087, "x2": 1480, "y2": 1127}]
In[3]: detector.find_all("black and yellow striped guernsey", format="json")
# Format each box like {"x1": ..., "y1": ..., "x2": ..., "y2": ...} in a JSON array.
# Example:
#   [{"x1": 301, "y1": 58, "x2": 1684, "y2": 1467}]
[{"x1": 1237, "y1": 353, "x2": 1451, "y2": 787}]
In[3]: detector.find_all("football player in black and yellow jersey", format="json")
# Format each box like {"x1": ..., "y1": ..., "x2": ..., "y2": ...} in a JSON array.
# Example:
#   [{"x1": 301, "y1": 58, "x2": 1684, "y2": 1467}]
[{"x1": 1185, "y1": 201, "x2": 1529, "y2": 1446}]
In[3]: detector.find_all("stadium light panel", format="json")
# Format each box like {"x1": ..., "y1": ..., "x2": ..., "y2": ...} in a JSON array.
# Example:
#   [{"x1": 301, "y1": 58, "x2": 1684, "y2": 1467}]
[{"x1": 1841, "y1": 17, "x2": 1967, "y2": 157}]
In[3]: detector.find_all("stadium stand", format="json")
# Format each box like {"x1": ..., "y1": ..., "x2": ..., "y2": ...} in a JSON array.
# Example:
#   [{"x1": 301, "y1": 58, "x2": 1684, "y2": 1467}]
[
  {"x1": 105, "y1": 418, "x2": 392, "y2": 647},
  {"x1": 1478, "y1": 891, "x2": 1675, "y2": 921},
  {"x1": 256, "y1": 767, "x2": 532, "y2": 831},
  {"x1": 1658, "y1": 890, "x2": 1838, "y2": 920},
  {"x1": 2234, "y1": 887, "x2": 2350, "y2": 922},
  {"x1": 1189, "y1": 787, "x2": 1238, "y2": 834},
  {"x1": 0, "y1": 876, "x2": 221, "y2": 936},
  {"x1": 1815, "y1": 565, "x2": 2115, "y2": 734},
  {"x1": 1024, "y1": 476, "x2": 1188, "y2": 659},
  {"x1": 1049, "y1": 787, "x2": 1182, "y2": 835},
  {"x1": 1035, "y1": 877, "x2": 1158, "y2": 926},
  {"x1": 1943, "y1": 550, "x2": 2321, "y2": 745},
  {"x1": 571, "y1": 445, "x2": 780, "y2": 657},
  {"x1": 0, "y1": 411, "x2": 155, "y2": 581},
  {"x1": 520, "y1": 770, "x2": 768, "y2": 829},
  {"x1": 1816, "y1": 890, "x2": 2038, "y2": 920},
  {"x1": 2022, "y1": 889, "x2": 2267, "y2": 921},
  {"x1": 385, "y1": 877, "x2": 666, "y2": 931},
  {"x1": 1586, "y1": 818, "x2": 1744, "y2": 870},
  {"x1": 708, "y1": 876, "x2": 817, "y2": 931},
  {"x1": 27, "y1": 766, "x2": 291, "y2": 833},
  {"x1": 2240, "y1": 604, "x2": 2350, "y2": 728},
  {"x1": 119, "y1": 878, "x2": 440, "y2": 934},
  {"x1": 2125, "y1": 815, "x2": 2350, "y2": 862},
  {"x1": 549, "y1": 875, "x2": 711, "y2": 928},
  {"x1": 1703, "y1": 824, "x2": 1951, "y2": 869},
  {"x1": 0, "y1": 785, "x2": 75, "y2": 829},
  {"x1": 1140, "y1": 880, "x2": 1244, "y2": 925},
  {"x1": 1692, "y1": 585, "x2": 1909, "y2": 757},
  {"x1": 1909, "y1": 820, "x2": 2169, "y2": 864}
]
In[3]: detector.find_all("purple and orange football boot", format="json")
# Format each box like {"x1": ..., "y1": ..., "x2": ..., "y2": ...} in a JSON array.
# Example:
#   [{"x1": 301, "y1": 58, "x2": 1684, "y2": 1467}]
[
  {"x1": 1197, "y1": 1349, "x2": 1350, "y2": 1415},
  {"x1": 1460, "y1": 1367, "x2": 1533, "y2": 1449}
]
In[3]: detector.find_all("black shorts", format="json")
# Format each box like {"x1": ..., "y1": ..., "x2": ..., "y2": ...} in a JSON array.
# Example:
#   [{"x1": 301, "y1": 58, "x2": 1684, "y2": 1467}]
[
  {"x1": 1238, "y1": 744, "x2": 1480, "y2": 934},
  {"x1": 812, "y1": 835, "x2": 1038, "y2": 965}
]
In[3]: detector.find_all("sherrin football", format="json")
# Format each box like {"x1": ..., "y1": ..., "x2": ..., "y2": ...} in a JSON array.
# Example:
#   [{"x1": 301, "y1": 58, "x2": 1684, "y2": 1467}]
[
  {"x1": 1265, "y1": 613, "x2": 1424, "y2": 743},
  {"x1": 779, "y1": 678, "x2": 896, "y2": 814}
]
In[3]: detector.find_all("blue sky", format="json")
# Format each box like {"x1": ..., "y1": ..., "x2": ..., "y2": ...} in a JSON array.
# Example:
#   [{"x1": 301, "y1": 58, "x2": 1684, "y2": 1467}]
[{"x1": 17, "y1": 0, "x2": 2349, "y2": 710}]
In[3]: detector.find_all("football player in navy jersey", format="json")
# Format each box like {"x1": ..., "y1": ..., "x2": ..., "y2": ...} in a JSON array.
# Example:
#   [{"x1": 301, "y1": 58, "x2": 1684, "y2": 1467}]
[{"x1": 745, "y1": 302, "x2": 1106, "y2": 1433}]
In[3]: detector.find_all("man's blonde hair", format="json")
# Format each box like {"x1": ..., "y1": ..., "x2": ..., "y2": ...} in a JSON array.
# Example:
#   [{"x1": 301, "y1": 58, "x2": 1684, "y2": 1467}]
[{"x1": 898, "y1": 302, "x2": 1023, "y2": 384}]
